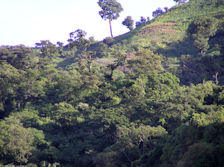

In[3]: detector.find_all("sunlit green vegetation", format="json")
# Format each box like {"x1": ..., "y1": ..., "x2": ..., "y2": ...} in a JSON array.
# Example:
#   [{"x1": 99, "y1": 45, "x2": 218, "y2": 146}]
[{"x1": 1, "y1": 0, "x2": 224, "y2": 166}]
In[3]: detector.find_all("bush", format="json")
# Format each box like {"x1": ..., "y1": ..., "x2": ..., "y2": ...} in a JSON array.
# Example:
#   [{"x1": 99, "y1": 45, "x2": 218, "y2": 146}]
[{"x1": 103, "y1": 37, "x2": 114, "y2": 46}]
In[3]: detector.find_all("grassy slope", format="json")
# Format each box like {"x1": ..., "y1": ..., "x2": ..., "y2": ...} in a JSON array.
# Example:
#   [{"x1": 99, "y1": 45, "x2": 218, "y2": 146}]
[
  {"x1": 58, "y1": 0, "x2": 224, "y2": 81},
  {"x1": 99, "y1": 0, "x2": 224, "y2": 81},
  {"x1": 114, "y1": 0, "x2": 224, "y2": 55}
]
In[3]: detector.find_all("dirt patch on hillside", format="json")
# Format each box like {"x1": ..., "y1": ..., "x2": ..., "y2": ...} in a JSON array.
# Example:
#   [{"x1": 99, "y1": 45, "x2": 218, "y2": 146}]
[{"x1": 138, "y1": 22, "x2": 178, "y2": 36}]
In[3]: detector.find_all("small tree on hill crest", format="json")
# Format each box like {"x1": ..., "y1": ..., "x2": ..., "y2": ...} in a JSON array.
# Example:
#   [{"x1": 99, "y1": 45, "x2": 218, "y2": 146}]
[{"x1": 122, "y1": 16, "x2": 134, "y2": 31}]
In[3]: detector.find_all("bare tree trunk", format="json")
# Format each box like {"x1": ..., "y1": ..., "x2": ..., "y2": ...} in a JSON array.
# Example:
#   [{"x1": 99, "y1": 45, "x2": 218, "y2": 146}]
[
  {"x1": 87, "y1": 55, "x2": 92, "y2": 73},
  {"x1": 200, "y1": 49, "x2": 204, "y2": 56},
  {"x1": 214, "y1": 72, "x2": 219, "y2": 85},
  {"x1": 109, "y1": 19, "x2": 113, "y2": 38}
]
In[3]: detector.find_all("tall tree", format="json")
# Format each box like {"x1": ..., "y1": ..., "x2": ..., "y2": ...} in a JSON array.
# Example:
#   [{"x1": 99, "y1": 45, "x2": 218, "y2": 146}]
[{"x1": 98, "y1": 0, "x2": 123, "y2": 38}]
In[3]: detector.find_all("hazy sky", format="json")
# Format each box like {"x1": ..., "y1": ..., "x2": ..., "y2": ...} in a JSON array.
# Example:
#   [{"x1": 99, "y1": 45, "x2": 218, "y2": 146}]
[{"x1": 0, "y1": 0, "x2": 176, "y2": 46}]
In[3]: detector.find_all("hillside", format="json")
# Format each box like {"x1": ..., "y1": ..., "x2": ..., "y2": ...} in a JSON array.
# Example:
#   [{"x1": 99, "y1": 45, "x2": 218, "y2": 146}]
[
  {"x1": 90, "y1": 0, "x2": 224, "y2": 84},
  {"x1": 0, "y1": 0, "x2": 224, "y2": 167}
]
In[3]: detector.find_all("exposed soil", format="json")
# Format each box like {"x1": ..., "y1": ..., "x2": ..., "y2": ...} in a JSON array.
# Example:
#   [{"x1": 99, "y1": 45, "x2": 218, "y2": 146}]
[{"x1": 138, "y1": 22, "x2": 178, "y2": 36}]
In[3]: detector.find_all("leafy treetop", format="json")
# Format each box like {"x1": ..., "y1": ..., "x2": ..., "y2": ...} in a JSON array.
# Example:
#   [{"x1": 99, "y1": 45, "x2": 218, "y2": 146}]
[{"x1": 98, "y1": 0, "x2": 123, "y2": 37}]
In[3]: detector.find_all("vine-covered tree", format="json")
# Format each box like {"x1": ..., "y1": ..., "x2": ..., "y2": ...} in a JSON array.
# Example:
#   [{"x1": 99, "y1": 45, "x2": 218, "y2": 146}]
[{"x1": 98, "y1": 0, "x2": 123, "y2": 38}]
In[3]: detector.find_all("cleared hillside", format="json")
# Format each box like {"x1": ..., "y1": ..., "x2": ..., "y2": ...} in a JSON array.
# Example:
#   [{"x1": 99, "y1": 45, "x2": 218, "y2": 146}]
[{"x1": 89, "y1": 0, "x2": 224, "y2": 84}]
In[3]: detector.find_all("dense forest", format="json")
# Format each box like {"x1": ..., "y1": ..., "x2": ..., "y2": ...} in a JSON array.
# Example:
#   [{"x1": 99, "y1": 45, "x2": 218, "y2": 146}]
[{"x1": 1, "y1": 0, "x2": 224, "y2": 166}]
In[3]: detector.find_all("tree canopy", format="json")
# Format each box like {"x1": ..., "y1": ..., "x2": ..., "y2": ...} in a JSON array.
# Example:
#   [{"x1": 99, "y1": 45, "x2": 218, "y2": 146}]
[
  {"x1": 122, "y1": 16, "x2": 134, "y2": 31},
  {"x1": 98, "y1": 0, "x2": 123, "y2": 38},
  {"x1": 188, "y1": 16, "x2": 218, "y2": 56},
  {"x1": 1, "y1": 0, "x2": 224, "y2": 166}
]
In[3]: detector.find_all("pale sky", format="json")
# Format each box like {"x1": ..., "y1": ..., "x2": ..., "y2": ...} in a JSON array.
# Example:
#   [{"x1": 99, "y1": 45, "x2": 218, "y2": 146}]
[{"x1": 0, "y1": 0, "x2": 176, "y2": 46}]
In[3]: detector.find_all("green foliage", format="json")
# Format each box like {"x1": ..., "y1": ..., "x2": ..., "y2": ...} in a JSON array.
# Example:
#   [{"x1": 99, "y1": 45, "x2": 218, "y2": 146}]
[
  {"x1": 153, "y1": 0, "x2": 224, "y2": 24},
  {"x1": 67, "y1": 29, "x2": 94, "y2": 51},
  {"x1": 1, "y1": 0, "x2": 224, "y2": 166},
  {"x1": 188, "y1": 16, "x2": 219, "y2": 56},
  {"x1": 173, "y1": 0, "x2": 187, "y2": 4},
  {"x1": 177, "y1": 142, "x2": 217, "y2": 167},
  {"x1": 98, "y1": 0, "x2": 123, "y2": 37},
  {"x1": 36, "y1": 41, "x2": 58, "y2": 57},
  {"x1": 49, "y1": 102, "x2": 84, "y2": 127},
  {"x1": 127, "y1": 48, "x2": 163, "y2": 76},
  {"x1": 152, "y1": 8, "x2": 164, "y2": 18},
  {"x1": 122, "y1": 16, "x2": 134, "y2": 31},
  {"x1": 0, "y1": 63, "x2": 23, "y2": 116},
  {"x1": 117, "y1": 125, "x2": 167, "y2": 149},
  {"x1": 0, "y1": 45, "x2": 35, "y2": 70},
  {"x1": 103, "y1": 37, "x2": 114, "y2": 46},
  {"x1": 0, "y1": 116, "x2": 34, "y2": 165},
  {"x1": 98, "y1": 0, "x2": 123, "y2": 21}
]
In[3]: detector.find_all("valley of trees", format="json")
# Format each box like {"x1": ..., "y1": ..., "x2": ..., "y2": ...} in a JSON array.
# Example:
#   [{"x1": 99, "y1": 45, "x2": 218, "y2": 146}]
[{"x1": 1, "y1": 0, "x2": 224, "y2": 166}]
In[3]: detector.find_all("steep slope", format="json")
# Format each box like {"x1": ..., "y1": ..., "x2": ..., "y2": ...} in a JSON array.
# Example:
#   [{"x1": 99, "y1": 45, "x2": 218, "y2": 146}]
[
  {"x1": 93, "y1": 0, "x2": 224, "y2": 84},
  {"x1": 114, "y1": 0, "x2": 224, "y2": 51},
  {"x1": 58, "y1": 0, "x2": 224, "y2": 85},
  {"x1": 1, "y1": 1, "x2": 224, "y2": 167}
]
